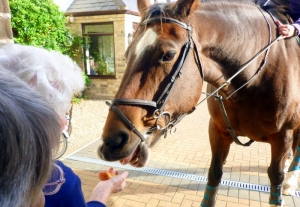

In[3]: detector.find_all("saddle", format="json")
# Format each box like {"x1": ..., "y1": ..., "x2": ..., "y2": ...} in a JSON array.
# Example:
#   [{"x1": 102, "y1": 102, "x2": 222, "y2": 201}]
[{"x1": 255, "y1": 0, "x2": 293, "y2": 24}]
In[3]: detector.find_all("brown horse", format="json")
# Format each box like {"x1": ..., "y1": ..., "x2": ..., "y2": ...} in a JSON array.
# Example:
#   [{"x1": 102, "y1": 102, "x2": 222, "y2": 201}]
[{"x1": 98, "y1": 0, "x2": 300, "y2": 206}]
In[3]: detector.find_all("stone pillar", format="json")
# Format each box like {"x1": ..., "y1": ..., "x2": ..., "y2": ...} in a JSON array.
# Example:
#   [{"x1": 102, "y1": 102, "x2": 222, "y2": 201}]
[{"x1": 0, "y1": 0, "x2": 13, "y2": 45}]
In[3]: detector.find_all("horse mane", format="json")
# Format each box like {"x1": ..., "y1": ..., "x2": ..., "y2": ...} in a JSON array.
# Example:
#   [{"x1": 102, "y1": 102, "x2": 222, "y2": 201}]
[
  {"x1": 260, "y1": 4, "x2": 293, "y2": 24},
  {"x1": 141, "y1": 0, "x2": 256, "y2": 23}
]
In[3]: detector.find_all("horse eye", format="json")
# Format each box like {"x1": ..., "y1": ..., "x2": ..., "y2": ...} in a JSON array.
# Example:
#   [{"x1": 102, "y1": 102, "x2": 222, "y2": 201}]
[{"x1": 162, "y1": 51, "x2": 176, "y2": 62}]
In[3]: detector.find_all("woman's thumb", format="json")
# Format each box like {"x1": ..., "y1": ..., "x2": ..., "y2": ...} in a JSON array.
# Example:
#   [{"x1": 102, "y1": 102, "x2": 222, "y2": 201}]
[{"x1": 121, "y1": 171, "x2": 129, "y2": 178}]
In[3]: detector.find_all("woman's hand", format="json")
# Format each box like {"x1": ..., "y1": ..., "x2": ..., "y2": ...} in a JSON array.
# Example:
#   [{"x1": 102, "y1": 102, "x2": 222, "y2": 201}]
[
  {"x1": 276, "y1": 20, "x2": 296, "y2": 38},
  {"x1": 89, "y1": 167, "x2": 129, "y2": 204},
  {"x1": 101, "y1": 167, "x2": 128, "y2": 193}
]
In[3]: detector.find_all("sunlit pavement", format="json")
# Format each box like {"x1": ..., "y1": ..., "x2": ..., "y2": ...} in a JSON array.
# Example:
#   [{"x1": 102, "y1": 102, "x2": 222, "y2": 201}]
[{"x1": 62, "y1": 83, "x2": 300, "y2": 207}]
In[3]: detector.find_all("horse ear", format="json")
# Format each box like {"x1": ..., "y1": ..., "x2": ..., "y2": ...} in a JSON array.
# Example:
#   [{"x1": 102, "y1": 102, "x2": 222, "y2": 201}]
[
  {"x1": 172, "y1": 0, "x2": 199, "y2": 19},
  {"x1": 138, "y1": 0, "x2": 152, "y2": 18}
]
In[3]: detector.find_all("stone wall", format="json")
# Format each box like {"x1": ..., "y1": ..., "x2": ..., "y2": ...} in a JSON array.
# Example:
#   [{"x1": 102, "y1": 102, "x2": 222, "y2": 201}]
[
  {"x1": 68, "y1": 13, "x2": 140, "y2": 100},
  {"x1": 0, "y1": 0, "x2": 13, "y2": 45}
]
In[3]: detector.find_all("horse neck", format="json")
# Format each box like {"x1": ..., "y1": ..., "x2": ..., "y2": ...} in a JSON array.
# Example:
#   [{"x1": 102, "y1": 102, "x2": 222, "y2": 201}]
[{"x1": 192, "y1": 2, "x2": 276, "y2": 90}]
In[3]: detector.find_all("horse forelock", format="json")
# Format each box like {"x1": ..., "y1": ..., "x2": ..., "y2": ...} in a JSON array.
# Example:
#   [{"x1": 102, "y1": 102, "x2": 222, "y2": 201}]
[
  {"x1": 133, "y1": 3, "x2": 187, "y2": 59},
  {"x1": 132, "y1": 3, "x2": 171, "y2": 48},
  {"x1": 141, "y1": 3, "x2": 172, "y2": 23}
]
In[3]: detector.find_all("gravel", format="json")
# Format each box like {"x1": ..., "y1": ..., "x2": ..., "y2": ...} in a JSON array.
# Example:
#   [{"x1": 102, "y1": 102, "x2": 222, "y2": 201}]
[{"x1": 60, "y1": 100, "x2": 109, "y2": 158}]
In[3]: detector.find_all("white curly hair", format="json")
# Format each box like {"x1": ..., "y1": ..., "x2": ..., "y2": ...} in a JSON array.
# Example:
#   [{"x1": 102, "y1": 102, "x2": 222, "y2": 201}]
[{"x1": 0, "y1": 44, "x2": 85, "y2": 117}]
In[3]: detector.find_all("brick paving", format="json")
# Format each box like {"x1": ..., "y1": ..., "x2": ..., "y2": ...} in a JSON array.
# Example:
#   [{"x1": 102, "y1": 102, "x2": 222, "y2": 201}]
[{"x1": 62, "y1": 84, "x2": 300, "y2": 207}]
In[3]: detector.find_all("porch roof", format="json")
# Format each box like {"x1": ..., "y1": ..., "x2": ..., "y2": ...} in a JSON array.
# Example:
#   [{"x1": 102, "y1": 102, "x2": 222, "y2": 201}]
[{"x1": 66, "y1": 0, "x2": 138, "y2": 14}]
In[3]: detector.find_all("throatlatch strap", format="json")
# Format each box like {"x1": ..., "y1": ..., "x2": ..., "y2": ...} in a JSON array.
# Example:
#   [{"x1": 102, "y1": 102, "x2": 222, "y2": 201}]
[
  {"x1": 269, "y1": 185, "x2": 282, "y2": 205},
  {"x1": 201, "y1": 185, "x2": 218, "y2": 207},
  {"x1": 215, "y1": 95, "x2": 254, "y2": 147},
  {"x1": 288, "y1": 146, "x2": 300, "y2": 171}
]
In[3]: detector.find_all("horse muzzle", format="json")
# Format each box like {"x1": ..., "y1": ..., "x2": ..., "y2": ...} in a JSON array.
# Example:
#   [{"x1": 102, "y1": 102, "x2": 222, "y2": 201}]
[{"x1": 98, "y1": 137, "x2": 151, "y2": 168}]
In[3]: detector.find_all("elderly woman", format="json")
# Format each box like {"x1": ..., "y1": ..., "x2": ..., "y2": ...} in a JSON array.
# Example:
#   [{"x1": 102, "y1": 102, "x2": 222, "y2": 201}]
[
  {"x1": 0, "y1": 70, "x2": 61, "y2": 207},
  {"x1": 0, "y1": 44, "x2": 128, "y2": 207}
]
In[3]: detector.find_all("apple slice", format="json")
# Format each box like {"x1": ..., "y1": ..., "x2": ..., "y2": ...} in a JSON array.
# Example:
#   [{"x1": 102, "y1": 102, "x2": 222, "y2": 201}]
[{"x1": 98, "y1": 171, "x2": 115, "y2": 181}]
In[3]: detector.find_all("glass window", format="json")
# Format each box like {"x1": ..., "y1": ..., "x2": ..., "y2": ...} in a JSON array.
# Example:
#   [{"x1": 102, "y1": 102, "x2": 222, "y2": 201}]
[{"x1": 82, "y1": 23, "x2": 115, "y2": 77}]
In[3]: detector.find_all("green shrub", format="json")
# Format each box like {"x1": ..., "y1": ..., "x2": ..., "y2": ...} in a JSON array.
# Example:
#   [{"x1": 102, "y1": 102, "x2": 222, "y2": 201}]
[
  {"x1": 9, "y1": 0, "x2": 71, "y2": 53},
  {"x1": 10, "y1": 0, "x2": 92, "y2": 101},
  {"x1": 72, "y1": 72, "x2": 91, "y2": 102}
]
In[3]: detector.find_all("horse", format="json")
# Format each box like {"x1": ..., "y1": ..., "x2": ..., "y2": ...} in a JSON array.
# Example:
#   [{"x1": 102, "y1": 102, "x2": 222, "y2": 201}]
[{"x1": 98, "y1": 0, "x2": 300, "y2": 206}]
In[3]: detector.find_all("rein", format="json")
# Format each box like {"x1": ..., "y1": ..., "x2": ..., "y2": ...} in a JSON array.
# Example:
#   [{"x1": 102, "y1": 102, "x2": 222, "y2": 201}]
[{"x1": 106, "y1": 10, "x2": 281, "y2": 145}]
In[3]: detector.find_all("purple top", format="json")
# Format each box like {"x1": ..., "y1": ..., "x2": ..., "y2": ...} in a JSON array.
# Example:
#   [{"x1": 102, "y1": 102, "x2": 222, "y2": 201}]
[
  {"x1": 290, "y1": 0, "x2": 300, "y2": 33},
  {"x1": 45, "y1": 161, "x2": 105, "y2": 207}
]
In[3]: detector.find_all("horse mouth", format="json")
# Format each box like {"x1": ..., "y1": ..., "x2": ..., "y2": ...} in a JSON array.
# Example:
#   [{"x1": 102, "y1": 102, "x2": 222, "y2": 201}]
[
  {"x1": 119, "y1": 142, "x2": 150, "y2": 167},
  {"x1": 120, "y1": 144, "x2": 140, "y2": 165},
  {"x1": 119, "y1": 130, "x2": 164, "y2": 167}
]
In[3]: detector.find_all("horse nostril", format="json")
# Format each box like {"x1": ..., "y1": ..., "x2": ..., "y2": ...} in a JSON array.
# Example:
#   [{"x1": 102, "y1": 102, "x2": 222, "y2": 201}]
[{"x1": 106, "y1": 130, "x2": 129, "y2": 149}]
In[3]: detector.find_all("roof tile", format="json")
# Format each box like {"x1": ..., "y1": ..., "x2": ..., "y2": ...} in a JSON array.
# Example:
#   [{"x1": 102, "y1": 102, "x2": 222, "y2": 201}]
[{"x1": 67, "y1": 0, "x2": 138, "y2": 13}]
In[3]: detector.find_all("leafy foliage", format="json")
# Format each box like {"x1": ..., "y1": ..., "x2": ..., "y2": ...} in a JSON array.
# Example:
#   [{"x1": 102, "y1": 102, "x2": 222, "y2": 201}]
[
  {"x1": 82, "y1": 72, "x2": 91, "y2": 87},
  {"x1": 66, "y1": 34, "x2": 84, "y2": 58},
  {"x1": 91, "y1": 51, "x2": 108, "y2": 75},
  {"x1": 9, "y1": 0, "x2": 71, "y2": 53},
  {"x1": 72, "y1": 72, "x2": 91, "y2": 103},
  {"x1": 9, "y1": 0, "x2": 92, "y2": 100}
]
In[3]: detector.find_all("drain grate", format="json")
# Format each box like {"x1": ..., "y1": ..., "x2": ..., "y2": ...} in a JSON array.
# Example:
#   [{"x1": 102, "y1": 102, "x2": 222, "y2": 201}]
[{"x1": 67, "y1": 155, "x2": 300, "y2": 197}]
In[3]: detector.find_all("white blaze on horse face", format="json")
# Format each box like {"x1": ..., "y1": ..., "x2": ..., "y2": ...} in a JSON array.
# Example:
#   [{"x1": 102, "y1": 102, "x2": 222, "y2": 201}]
[{"x1": 135, "y1": 28, "x2": 157, "y2": 57}]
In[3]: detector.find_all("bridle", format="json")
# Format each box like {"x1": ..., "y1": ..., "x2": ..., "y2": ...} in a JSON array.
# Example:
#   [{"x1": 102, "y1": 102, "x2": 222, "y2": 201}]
[{"x1": 105, "y1": 17, "x2": 204, "y2": 143}]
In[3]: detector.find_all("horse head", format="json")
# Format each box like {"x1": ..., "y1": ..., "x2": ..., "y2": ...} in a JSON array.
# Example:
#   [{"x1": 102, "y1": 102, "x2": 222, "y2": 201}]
[{"x1": 98, "y1": 0, "x2": 203, "y2": 167}]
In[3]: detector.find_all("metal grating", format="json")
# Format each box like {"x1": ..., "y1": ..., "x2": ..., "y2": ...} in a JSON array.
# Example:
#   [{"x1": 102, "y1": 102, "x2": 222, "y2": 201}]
[{"x1": 68, "y1": 155, "x2": 300, "y2": 197}]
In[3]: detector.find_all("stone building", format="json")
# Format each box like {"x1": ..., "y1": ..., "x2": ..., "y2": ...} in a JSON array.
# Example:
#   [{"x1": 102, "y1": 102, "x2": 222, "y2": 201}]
[{"x1": 63, "y1": 0, "x2": 141, "y2": 99}]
